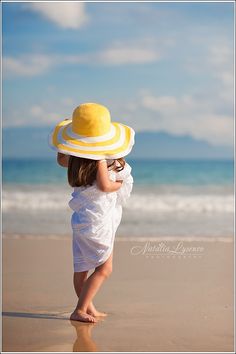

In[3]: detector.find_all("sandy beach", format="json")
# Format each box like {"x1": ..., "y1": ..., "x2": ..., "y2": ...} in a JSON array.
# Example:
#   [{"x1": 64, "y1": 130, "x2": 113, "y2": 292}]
[{"x1": 2, "y1": 235, "x2": 234, "y2": 352}]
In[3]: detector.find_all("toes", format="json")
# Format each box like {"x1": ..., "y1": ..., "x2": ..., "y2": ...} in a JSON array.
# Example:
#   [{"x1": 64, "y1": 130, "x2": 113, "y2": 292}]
[
  {"x1": 78, "y1": 311, "x2": 97, "y2": 323},
  {"x1": 86, "y1": 316, "x2": 94, "y2": 323},
  {"x1": 90, "y1": 316, "x2": 97, "y2": 323},
  {"x1": 87, "y1": 310, "x2": 107, "y2": 318},
  {"x1": 81, "y1": 314, "x2": 93, "y2": 323},
  {"x1": 70, "y1": 310, "x2": 97, "y2": 323}
]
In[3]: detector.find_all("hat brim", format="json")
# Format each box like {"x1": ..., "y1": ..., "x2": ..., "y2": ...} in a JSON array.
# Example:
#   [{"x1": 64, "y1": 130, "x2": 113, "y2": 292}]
[{"x1": 48, "y1": 119, "x2": 135, "y2": 160}]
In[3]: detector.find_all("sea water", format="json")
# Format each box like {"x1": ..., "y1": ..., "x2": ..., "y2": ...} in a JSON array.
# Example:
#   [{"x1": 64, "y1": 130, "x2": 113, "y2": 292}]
[{"x1": 2, "y1": 158, "x2": 234, "y2": 238}]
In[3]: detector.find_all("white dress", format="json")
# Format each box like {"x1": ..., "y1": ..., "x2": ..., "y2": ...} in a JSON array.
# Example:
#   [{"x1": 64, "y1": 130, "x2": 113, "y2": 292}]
[{"x1": 68, "y1": 161, "x2": 133, "y2": 272}]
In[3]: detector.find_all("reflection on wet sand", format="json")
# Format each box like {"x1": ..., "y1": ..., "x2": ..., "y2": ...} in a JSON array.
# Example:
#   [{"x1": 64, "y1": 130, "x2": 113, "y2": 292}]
[{"x1": 70, "y1": 320, "x2": 99, "y2": 352}]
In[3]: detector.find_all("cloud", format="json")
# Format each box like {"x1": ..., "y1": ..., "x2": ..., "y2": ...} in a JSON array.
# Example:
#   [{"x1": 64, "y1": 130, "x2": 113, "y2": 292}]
[
  {"x1": 64, "y1": 39, "x2": 162, "y2": 65},
  {"x1": 29, "y1": 99, "x2": 75, "y2": 125},
  {"x1": 3, "y1": 55, "x2": 53, "y2": 78},
  {"x1": 208, "y1": 42, "x2": 232, "y2": 67},
  {"x1": 3, "y1": 53, "x2": 82, "y2": 78},
  {"x1": 207, "y1": 40, "x2": 234, "y2": 104},
  {"x1": 140, "y1": 93, "x2": 233, "y2": 146},
  {"x1": 2, "y1": 97, "x2": 77, "y2": 128},
  {"x1": 96, "y1": 41, "x2": 161, "y2": 65},
  {"x1": 27, "y1": 2, "x2": 89, "y2": 29},
  {"x1": 131, "y1": 33, "x2": 234, "y2": 147},
  {"x1": 185, "y1": 35, "x2": 233, "y2": 105},
  {"x1": 3, "y1": 39, "x2": 162, "y2": 78}
]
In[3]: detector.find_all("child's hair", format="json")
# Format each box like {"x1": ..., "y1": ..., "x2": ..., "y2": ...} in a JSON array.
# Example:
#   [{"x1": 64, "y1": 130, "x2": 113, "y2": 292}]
[{"x1": 68, "y1": 156, "x2": 125, "y2": 187}]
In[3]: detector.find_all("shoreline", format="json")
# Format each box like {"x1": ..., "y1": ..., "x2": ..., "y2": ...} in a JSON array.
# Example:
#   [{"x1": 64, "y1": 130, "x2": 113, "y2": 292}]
[
  {"x1": 2, "y1": 233, "x2": 234, "y2": 242},
  {"x1": 2, "y1": 236, "x2": 234, "y2": 352}
]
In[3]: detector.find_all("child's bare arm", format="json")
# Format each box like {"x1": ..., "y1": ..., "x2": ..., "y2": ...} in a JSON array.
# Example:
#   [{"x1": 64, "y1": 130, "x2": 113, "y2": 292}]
[
  {"x1": 96, "y1": 160, "x2": 123, "y2": 192},
  {"x1": 57, "y1": 152, "x2": 69, "y2": 168}
]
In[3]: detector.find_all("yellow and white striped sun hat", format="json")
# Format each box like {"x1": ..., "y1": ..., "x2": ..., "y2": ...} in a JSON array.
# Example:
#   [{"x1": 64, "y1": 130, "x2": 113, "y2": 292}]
[{"x1": 48, "y1": 102, "x2": 135, "y2": 160}]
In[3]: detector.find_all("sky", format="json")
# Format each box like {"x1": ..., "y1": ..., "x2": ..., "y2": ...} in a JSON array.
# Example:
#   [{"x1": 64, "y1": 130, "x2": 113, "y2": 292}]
[{"x1": 2, "y1": 1, "x2": 234, "y2": 150}]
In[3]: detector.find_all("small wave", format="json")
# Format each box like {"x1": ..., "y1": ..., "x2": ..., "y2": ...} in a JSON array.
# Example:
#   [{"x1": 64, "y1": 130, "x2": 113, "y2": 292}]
[
  {"x1": 2, "y1": 189, "x2": 234, "y2": 214},
  {"x1": 2, "y1": 190, "x2": 69, "y2": 211},
  {"x1": 129, "y1": 194, "x2": 234, "y2": 213}
]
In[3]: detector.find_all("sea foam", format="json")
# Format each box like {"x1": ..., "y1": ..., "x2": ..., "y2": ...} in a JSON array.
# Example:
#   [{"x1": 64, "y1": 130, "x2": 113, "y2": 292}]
[{"x1": 2, "y1": 189, "x2": 234, "y2": 214}]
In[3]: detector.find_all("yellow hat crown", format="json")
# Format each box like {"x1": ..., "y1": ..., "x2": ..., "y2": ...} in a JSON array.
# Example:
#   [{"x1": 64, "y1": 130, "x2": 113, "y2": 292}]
[
  {"x1": 49, "y1": 101, "x2": 135, "y2": 160},
  {"x1": 72, "y1": 103, "x2": 111, "y2": 137}
]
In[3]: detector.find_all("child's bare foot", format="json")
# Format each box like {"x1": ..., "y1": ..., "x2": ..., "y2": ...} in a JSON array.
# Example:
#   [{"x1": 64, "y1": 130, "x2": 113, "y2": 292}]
[
  {"x1": 70, "y1": 309, "x2": 97, "y2": 323},
  {"x1": 87, "y1": 302, "x2": 107, "y2": 317}
]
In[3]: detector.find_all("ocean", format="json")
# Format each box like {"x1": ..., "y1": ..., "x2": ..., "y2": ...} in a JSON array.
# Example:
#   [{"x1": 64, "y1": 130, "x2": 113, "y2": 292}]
[{"x1": 2, "y1": 158, "x2": 234, "y2": 239}]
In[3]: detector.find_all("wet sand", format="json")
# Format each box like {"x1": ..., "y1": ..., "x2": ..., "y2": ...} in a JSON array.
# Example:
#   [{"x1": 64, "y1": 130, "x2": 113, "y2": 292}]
[{"x1": 2, "y1": 235, "x2": 234, "y2": 352}]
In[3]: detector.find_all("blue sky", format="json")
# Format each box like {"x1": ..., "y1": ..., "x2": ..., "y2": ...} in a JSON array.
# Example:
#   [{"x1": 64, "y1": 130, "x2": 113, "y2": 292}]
[{"x1": 2, "y1": 1, "x2": 234, "y2": 149}]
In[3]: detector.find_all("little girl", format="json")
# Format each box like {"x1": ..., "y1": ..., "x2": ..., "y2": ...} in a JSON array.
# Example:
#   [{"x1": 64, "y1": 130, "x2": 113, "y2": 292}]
[{"x1": 48, "y1": 103, "x2": 135, "y2": 323}]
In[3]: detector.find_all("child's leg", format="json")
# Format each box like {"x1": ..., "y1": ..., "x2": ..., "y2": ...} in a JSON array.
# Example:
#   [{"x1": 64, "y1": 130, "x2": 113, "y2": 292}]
[
  {"x1": 73, "y1": 271, "x2": 88, "y2": 299},
  {"x1": 73, "y1": 271, "x2": 107, "y2": 317},
  {"x1": 76, "y1": 253, "x2": 113, "y2": 315},
  {"x1": 87, "y1": 301, "x2": 107, "y2": 317},
  {"x1": 71, "y1": 271, "x2": 97, "y2": 322}
]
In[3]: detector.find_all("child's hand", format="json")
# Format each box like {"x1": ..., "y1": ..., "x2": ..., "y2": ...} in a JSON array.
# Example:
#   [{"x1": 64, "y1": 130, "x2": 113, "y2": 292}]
[{"x1": 97, "y1": 160, "x2": 123, "y2": 192}]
